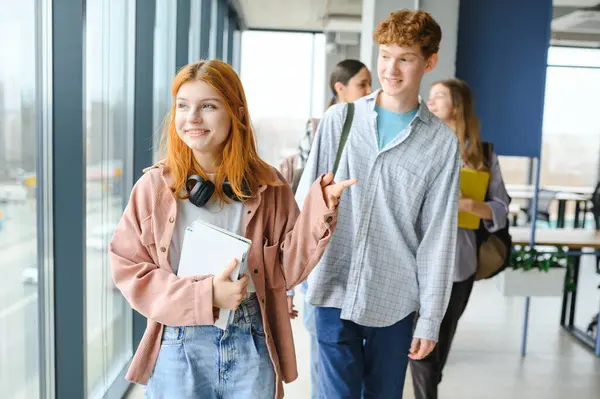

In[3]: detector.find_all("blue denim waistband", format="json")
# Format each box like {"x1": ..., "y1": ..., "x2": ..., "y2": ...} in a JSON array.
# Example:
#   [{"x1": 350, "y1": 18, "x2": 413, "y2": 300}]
[{"x1": 162, "y1": 293, "x2": 261, "y2": 341}]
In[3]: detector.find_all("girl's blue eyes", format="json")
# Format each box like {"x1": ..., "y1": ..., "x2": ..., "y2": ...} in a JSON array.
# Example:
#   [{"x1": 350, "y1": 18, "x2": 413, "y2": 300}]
[{"x1": 177, "y1": 103, "x2": 216, "y2": 109}]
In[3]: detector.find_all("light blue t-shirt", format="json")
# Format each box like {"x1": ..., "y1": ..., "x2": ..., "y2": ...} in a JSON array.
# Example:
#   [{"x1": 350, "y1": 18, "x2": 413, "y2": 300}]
[{"x1": 375, "y1": 105, "x2": 419, "y2": 150}]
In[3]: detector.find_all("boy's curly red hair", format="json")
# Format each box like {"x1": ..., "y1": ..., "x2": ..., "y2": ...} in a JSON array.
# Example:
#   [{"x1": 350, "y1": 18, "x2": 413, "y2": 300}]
[{"x1": 374, "y1": 10, "x2": 442, "y2": 59}]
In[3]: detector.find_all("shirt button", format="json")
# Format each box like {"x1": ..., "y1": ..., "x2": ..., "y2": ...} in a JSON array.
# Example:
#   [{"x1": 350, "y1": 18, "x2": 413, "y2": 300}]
[
  {"x1": 261, "y1": 298, "x2": 265, "y2": 304},
  {"x1": 326, "y1": 216, "x2": 333, "y2": 223},
  {"x1": 169, "y1": 216, "x2": 174, "y2": 223},
  {"x1": 160, "y1": 246, "x2": 166, "y2": 252},
  {"x1": 253, "y1": 268, "x2": 259, "y2": 274}
]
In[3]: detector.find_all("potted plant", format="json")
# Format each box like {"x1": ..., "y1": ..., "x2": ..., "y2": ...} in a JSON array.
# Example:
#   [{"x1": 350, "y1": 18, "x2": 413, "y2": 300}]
[{"x1": 496, "y1": 245, "x2": 572, "y2": 297}]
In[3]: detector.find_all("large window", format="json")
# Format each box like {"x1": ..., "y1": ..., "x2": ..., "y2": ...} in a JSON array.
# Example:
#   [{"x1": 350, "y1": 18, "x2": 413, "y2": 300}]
[
  {"x1": 540, "y1": 46, "x2": 600, "y2": 187},
  {"x1": 498, "y1": 46, "x2": 600, "y2": 188},
  {"x1": 0, "y1": 1, "x2": 41, "y2": 397},
  {"x1": 0, "y1": 2, "x2": 243, "y2": 397},
  {"x1": 85, "y1": 0, "x2": 134, "y2": 396},
  {"x1": 189, "y1": 0, "x2": 202, "y2": 62},
  {"x1": 240, "y1": 31, "x2": 325, "y2": 167}
]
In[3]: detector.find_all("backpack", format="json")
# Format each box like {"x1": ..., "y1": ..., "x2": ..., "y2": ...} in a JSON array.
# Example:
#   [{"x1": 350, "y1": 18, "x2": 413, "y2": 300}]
[
  {"x1": 474, "y1": 142, "x2": 513, "y2": 280},
  {"x1": 290, "y1": 103, "x2": 355, "y2": 194}
]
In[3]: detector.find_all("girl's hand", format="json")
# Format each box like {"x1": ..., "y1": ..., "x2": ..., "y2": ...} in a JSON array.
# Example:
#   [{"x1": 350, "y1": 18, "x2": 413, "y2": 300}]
[
  {"x1": 458, "y1": 191, "x2": 475, "y2": 213},
  {"x1": 212, "y1": 258, "x2": 249, "y2": 311},
  {"x1": 287, "y1": 296, "x2": 298, "y2": 319},
  {"x1": 320, "y1": 172, "x2": 358, "y2": 210},
  {"x1": 458, "y1": 197, "x2": 473, "y2": 213}
]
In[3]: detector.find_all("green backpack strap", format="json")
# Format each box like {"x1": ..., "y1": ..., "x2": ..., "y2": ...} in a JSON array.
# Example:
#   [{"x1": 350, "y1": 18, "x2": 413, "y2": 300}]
[{"x1": 332, "y1": 102, "x2": 354, "y2": 176}]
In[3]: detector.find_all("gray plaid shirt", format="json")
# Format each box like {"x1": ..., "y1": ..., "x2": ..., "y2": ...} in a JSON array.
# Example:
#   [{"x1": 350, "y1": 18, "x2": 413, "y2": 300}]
[{"x1": 295, "y1": 90, "x2": 460, "y2": 341}]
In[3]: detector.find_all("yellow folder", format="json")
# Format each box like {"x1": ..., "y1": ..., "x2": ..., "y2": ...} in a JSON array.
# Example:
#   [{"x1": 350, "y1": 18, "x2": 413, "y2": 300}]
[{"x1": 458, "y1": 168, "x2": 490, "y2": 230}]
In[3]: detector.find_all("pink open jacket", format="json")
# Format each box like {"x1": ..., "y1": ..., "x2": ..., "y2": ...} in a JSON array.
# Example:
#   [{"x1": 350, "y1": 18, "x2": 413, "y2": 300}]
[{"x1": 109, "y1": 162, "x2": 337, "y2": 398}]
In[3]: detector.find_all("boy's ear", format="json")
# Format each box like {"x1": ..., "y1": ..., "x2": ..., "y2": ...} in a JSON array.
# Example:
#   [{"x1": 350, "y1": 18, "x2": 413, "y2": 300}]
[{"x1": 425, "y1": 53, "x2": 438, "y2": 72}]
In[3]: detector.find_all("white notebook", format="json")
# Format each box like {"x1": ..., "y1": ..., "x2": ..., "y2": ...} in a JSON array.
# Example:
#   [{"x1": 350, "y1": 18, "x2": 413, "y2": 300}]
[{"x1": 177, "y1": 219, "x2": 252, "y2": 330}]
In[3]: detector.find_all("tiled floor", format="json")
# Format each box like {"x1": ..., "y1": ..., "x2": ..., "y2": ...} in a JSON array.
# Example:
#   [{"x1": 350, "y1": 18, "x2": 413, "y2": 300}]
[{"x1": 126, "y1": 256, "x2": 600, "y2": 399}]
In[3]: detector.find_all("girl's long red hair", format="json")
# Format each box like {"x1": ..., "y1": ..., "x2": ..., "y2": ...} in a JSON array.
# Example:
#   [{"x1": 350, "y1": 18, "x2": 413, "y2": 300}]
[{"x1": 159, "y1": 60, "x2": 280, "y2": 202}]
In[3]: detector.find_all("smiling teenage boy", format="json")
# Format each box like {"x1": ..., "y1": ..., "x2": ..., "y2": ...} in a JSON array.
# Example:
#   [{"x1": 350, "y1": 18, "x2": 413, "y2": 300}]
[{"x1": 294, "y1": 10, "x2": 461, "y2": 398}]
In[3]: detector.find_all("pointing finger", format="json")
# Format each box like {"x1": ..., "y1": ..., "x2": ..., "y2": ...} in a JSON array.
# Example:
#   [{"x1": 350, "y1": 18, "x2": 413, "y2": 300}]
[
  {"x1": 337, "y1": 178, "x2": 358, "y2": 189},
  {"x1": 328, "y1": 178, "x2": 358, "y2": 196}
]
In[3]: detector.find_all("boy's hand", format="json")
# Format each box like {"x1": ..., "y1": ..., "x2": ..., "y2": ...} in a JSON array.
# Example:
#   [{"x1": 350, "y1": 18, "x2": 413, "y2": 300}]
[{"x1": 408, "y1": 338, "x2": 436, "y2": 360}]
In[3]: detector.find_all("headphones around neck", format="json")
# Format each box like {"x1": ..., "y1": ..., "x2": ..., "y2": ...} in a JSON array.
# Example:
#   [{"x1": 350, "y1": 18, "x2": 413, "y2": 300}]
[{"x1": 186, "y1": 175, "x2": 248, "y2": 207}]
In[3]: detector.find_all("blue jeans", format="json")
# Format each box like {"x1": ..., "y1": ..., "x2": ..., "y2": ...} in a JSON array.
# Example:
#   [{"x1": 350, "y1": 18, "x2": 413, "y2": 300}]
[
  {"x1": 302, "y1": 294, "x2": 319, "y2": 399},
  {"x1": 145, "y1": 295, "x2": 275, "y2": 399},
  {"x1": 315, "y1": 307, "x2": 414, "y2": 399}
]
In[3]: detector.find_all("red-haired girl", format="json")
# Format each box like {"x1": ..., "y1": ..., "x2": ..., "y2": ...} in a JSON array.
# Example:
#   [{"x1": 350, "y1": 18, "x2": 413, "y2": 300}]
[{"x1": 109, "y1": 60, "x2": 356, "y2": 398}]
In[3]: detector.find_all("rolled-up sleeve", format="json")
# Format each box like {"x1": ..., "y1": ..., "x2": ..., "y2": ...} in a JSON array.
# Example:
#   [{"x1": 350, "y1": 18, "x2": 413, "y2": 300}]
[{"x1": 483, "y1": 152, "x2": 510, "y2": 233}]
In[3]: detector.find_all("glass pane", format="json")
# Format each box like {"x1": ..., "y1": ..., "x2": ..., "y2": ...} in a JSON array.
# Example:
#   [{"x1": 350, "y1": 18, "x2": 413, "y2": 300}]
[
  {"x1": 541, "y1": 49, "x2": 600, "y2": 188},
  {"x1": 0, "y1": 1, "x2": 41, "y2": 398},
  {"x1": 225, "y1": 14, "x2": 234, "y2": 64},
  {"x1": 222, "y1": 12, "x2": 229, "y2": 62},
  {"x1": 209, "y1": 0, "x2": 216, "y2": 58},
  {"x1": 153, "y1": 0, "x2": 177, "y2": 161},
  {"x1": 240, "y1": 31, "x2": 315, "y2": 167},
  {"x1": 548, "y1": 46, "x2": 600, "y2": 67},
  {"x1": 311, "y1": 34, "x2": 326, "y2": 119},
  {"x1": 85, "y1": 0, "x2": 134, "y2": 396},
  {"x1": 497, "y1": 156, "x2": 532, "y2": 185},
  {"x1": 232, "y1": 28, "x2": 241, "y2": 72},
  {"x1": 189, "y1": 0, "x2": 202, "y2": 62}
]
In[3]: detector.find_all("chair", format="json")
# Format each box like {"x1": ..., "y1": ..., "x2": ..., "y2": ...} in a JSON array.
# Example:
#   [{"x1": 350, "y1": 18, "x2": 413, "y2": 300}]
[
  {"x1": 589, "y1": 182, "x2": 600, "y2": 231},
  {"x1": 521, "y1": 189, "x2": 557, "y2": 225},
  {"x1": 588, "y1": 313, "x2": 598, "y2": 339},
  {"x1": 585, "y1": 182, "x2": 600, "y2": 340}
]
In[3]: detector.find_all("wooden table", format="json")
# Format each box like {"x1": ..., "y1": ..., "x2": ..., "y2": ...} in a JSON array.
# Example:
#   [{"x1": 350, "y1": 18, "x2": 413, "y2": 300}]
[
  {"x1": 505, "y1": 184, "x2": 595, "y2": 195},
  {"x1": 511, "y1": 227, "x2": 600, "y2": 248},
  {"x1": 507, "y1": 191, "x2": 590, "y2": 228},
  {"x1": 508, "y1": 191, "x2": 589, "y2": 202},
  {"x1": 509, "y1": 227, "x2": 600, "y2": 357}
]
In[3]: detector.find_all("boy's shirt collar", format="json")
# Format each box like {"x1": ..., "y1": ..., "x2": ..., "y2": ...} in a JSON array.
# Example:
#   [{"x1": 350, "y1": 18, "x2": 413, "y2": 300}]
[{"x1": 365, "y1": 89, "x2": 433, "y2": 124}]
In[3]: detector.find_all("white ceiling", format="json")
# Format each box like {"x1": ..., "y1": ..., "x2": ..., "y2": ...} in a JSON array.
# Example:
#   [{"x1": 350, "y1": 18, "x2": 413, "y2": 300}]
[
  {"x1": 237, "y1": 0, "x2": 362, "y2": 31},
  {"x1": 554, "y1": 0, "x2": 599, "y2": 6},
  {"x1": 237, "y1": 0, "x2": 600, "y2": 31}
]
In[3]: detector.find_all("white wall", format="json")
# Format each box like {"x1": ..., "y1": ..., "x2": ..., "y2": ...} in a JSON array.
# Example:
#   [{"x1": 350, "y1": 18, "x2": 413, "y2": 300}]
[{"x1": 323, "y1": 37, "x2": 362, "y2": 111}]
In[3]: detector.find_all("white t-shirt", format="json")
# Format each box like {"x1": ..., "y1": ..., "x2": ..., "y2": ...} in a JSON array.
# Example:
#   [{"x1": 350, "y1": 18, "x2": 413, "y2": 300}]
[{"x1": 169, "y1": 180, "x2": 255, "y2": 293}]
